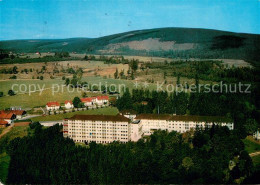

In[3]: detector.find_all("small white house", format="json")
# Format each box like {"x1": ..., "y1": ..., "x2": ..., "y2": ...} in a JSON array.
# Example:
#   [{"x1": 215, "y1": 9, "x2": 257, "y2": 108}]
[
  {"x1": 65, "y1": 101, "x2": 74, "y2": 109},
  {"x1": 96, "y1": 96, "x2": 109, "y2": 106},
  {"x1": 46, "y1": 102, "x2": 60, "y2": 111},
  {"x1": 254, "y1": 130, "x2": 260, "y2": 140},
  {"x1": 81, "y1": 97, "x2": 95, "y2": 107}
]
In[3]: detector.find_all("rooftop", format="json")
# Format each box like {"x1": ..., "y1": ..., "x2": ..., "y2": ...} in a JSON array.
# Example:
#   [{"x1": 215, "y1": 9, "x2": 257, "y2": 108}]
[
  {"x1": 135, "y1": 114, "x2": 172, "y2": 120},
  {"x1": 46, "y1": 101, "x2": 60, "y2": 107},
  {"x1": 169, "y1": 115, "x2": 233, "y2": 122},
  {"x1": 68, "y1": 114, "x2": 130, "y2": 122},
  {"x1": 0, "y1": 111, "x2": 16, "y2": 119},
  {"x1": 0, "y1": 110, "x2": 26, "y2": 116},
  {"x1": 96, "y1": 96, "x2": 109, "y2": 100},
  {"x1": 0, "y1": 119, "x2": 8, "y2": 125},
  {"x1": 65, "y1": 100, "x2": 73, "y2": 104},
  {"x1": 135, "y1": 114, "x2": 232, "y2": 123},
  {"x1": 81, "y1": 97, "x2": 95, "y2": 102},
  {"x1": 120, "y1": 109, "x2": 137, "y2": 115}
]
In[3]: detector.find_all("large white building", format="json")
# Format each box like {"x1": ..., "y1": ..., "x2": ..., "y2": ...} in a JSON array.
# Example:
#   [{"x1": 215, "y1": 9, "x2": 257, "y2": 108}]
[
  {"x1": 63, "y1": 114, "x2": 234, "y2": 143},
  {"x1": 134, "y1": 114, "x2": 234, "y2": 139},
  {"x1": 63, "y1": 114, "x2": 131, "y2": 144}
]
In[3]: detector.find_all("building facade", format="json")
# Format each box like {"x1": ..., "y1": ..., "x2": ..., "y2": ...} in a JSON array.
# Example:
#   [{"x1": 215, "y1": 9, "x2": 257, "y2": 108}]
[
  {"x1": 63, "y1": 114, "x2": 131, "y2": 144},
  {"x1": 64, "y1": 101, "x2": 74, "y2": 109},
  {"x1": 63, "y1": 114, "x2": 234, "y2": 144},
  {"x1": 134, "y1": 114, "x2": 234, "y2": 138},
  {"x1": 0, "y1": 111, "x2": 16, "y2": 124},
  {"x1": 46, "y1": 102, "x2": 60, "y2": 111},
  {"x1": 81, "y1": 96, "x2": 109, "y2": 108}
]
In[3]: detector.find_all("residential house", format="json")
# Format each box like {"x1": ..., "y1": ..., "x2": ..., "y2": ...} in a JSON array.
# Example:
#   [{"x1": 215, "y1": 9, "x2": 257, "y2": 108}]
[
  {"x1": 9, "y1": 110, "x2": 26, "y2": 119},
  {"x1": 65, "y1": 100, "x2": 74, "y2": 109},
  {"x1": 0, "y1": 110, "x2": 26, "y2": 120},
  {"x1": 0, "y1": 111, "x2": 16, "y2": 124},
  {"x1": 81, "y1": 97, "x2": 95, "y2": 107},
  {"x1": 46, "y1": 102, "x2": 60, "y2": 111},
  {"x1": 96, "y1": 96, "x2": 109, "y2": 106},
  {"x1": 0, "y1": 119, "x2": 9, "y2": 128}
]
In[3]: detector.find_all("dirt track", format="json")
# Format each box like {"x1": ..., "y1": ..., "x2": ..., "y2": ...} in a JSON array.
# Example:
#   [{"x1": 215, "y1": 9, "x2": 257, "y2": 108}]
[
  {"x1": 249, "y1": 151, "x2": 260, "y2": 157},
  {"x1": 0, "y1": 125, "x2": 14, "y2": 139}
]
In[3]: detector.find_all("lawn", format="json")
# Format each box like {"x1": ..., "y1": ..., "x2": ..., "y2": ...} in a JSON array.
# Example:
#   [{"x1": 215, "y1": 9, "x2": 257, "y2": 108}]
[
  {"x1": 31, "y1": 107, "x2": 119, "y2": 122},
  {"x1": 0, "y1": 78, "x2": 98, "y2": 109},
  {"x1": 243, "y1": 136, "x2": 260, "y2": 154},
  {"x1": 0, "y1": 76, "x2": 161, "y2": 109}
]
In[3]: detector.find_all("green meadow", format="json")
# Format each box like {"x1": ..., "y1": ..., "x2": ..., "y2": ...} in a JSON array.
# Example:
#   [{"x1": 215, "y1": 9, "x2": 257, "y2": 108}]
[
  {"x1": 31, "y1": 107, "x2": 119, "y2": 122},
  {"x1": 0, "y1": 76, "x2": 162, "y2": 109}
]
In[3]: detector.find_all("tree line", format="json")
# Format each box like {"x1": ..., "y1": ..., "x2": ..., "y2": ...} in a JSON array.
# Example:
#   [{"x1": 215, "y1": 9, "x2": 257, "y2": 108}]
[
  {"x1": 116, "y1": 87, "x2": 259, "y2": 138},
  {"x1": 6, "y1": 123, "x2": 259, "y2": 184}
]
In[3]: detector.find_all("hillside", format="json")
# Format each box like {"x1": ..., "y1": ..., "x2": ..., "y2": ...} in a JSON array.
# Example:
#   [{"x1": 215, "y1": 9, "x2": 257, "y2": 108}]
[{"x1": 1, "y1": 28, "x2": 260, "y2": 66}]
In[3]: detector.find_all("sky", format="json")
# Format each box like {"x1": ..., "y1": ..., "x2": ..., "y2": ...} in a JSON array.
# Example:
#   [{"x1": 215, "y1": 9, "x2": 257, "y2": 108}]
[{"x1": 0, "y1": 0, "x2": 260, "y2": 40}]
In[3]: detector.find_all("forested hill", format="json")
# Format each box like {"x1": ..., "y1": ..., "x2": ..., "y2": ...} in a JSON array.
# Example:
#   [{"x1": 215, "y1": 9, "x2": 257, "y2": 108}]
[{"x1": 1, "y1": 28, "x2": 260, "y2": 65}]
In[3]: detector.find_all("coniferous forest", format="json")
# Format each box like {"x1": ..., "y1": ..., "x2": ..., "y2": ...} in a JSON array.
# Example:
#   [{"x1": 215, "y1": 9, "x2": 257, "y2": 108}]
[{"x1": 5, "y1": 123, "x2": 259, "y2": 184}]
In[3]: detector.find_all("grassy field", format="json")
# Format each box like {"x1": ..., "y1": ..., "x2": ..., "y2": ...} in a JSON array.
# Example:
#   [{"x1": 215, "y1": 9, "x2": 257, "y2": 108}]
[
  {"x1": 242, "y1": 136, "x2": 260, "y2": 168},
  {"x1": 243, "y1": 136, "x2": 260, "y2": 154},
  {"x1": 31, "y1": 107, "x2": 119, "y2": 122},
  {"x1": 0, "y1": 56, "x2": 237, "y2": 110},
  {"x1": 0, "y1": 75, "x2": 166, "y2": 109}
]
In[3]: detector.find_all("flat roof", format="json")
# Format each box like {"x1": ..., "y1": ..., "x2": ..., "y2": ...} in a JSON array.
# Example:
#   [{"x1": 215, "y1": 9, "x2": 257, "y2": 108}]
[
  {"x1": 169, "y1": 115, "x2": 232, "y2": 123},
  {"x1": 135, "y1": 114, "x2": 172, "y2": 120},
  {"x1": 135, "y1": 114, "x2": 232, "y2": 123},
  {"x1": 68, "y1": 114, "x2": 130, "y2": 122}
]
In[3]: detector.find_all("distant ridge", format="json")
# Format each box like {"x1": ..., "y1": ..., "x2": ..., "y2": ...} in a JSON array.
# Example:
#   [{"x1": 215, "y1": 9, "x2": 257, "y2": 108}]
[{"x1": 1, "y1": 27, "x2": 259, "y2": 66}]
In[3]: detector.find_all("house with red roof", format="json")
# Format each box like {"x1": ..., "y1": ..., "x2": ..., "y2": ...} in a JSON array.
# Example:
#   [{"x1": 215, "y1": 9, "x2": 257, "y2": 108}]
[
  {"x1": 96, "y1": 96, "x2": 109, "y2": 106},
  {"x1": 0, "y1": 110, "x2": 26, "y2": 120},
  {"x1": 80, "y1": 96, "x2": 109, "y2": 107},
  {"x1": 8, "y1": 110, "x2": 26, "y2": 119},
  {"x1": 0, "y1": 111, "x2": 16, "y2": 124},
  {"x1": 46, "y1": 101, "x2": 60, "y2": 111},
  {"x1": 81, "y1": 97, "x2": 96, "y2": 107},
  {"x1": 65, "y1": 100, "x2": 74, "y2": 109},
  {"x1": 0, "y1": 119, "x2": 9, "y2": 128}
]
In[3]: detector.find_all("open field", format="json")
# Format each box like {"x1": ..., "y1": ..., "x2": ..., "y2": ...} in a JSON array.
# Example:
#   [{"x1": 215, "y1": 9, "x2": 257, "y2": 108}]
[
  {"x1": 242, "y1": 136, "x2": 260, "y2": 167},
  {"x1": 0, "y1": 60, "x2": 129, "y2": 80},
  {"x1": 31, "y1": 107, "x2": 119, "y2": 122},
  {"x1": 1, "y1": 74, "x2": 187, "y2": 109},
  {"x1": 0, "y1": 53, "x2": 252, "y2": 110},
  {"x1": 0, "y1": 75, "x2": 216, "y2": 109}
]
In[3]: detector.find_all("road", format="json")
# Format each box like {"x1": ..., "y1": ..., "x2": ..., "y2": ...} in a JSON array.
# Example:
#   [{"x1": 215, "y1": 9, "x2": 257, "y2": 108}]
[
  {"x1": 249, "y1": 151, "x2": 260, "y2": 157},
  {"x1": 0, "y1": 125, "x2": 14, "y2": 139},
  {"x1": 19, "y1": 114, "x2": 41, "y2": 120}
]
